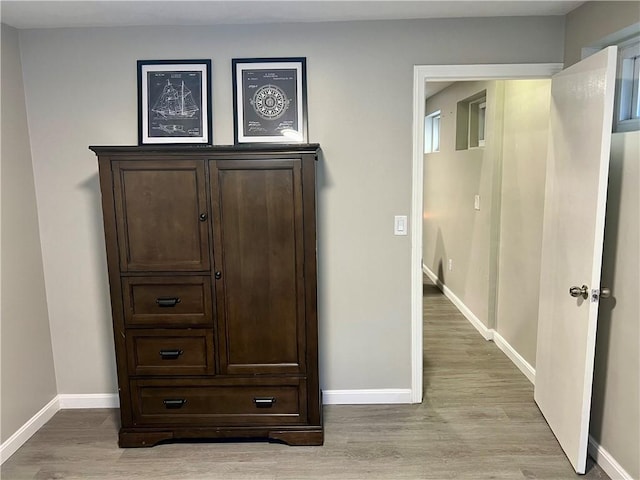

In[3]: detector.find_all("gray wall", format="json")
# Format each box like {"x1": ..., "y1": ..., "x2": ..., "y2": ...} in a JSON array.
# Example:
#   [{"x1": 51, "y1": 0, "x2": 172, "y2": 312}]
[
  {"x1": 16, "y1": 17, "x2": 565, "y2": 397},
  {"x1": 565, "y1": 3, "x2": 640, "y2": 478},
  {"x1": 0, "y1": 24, "x2": 57, "y2": 443},
  {"x1": 564, "y1": 1, "x2": 640, "y2": 66}
]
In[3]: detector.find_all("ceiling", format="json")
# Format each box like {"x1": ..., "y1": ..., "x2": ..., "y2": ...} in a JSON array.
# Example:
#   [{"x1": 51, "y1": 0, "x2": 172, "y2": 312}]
[{"x1": 1, "y1": 1, "x2": 583, "y2": 29}]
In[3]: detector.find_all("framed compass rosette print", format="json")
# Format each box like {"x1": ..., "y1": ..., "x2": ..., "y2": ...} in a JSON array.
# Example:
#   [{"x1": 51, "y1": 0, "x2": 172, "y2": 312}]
[
  {"x1": 232, "y1": 57, "x2": 307, "y2": 144},
  {"x1": 137, "y1": 59, "x2": 212, "y2": 145}
]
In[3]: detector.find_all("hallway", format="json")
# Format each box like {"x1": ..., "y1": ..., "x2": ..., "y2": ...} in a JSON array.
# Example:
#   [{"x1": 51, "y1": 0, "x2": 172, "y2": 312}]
[{"x1": 421, "y1": 279, "x2": 608, "y2": 478}]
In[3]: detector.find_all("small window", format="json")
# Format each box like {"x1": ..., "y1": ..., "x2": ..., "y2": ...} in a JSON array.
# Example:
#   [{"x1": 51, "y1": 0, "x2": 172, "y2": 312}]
[
  {"x1": 469, "y1": 99, "x2": 486, "y2": 147},
  {"x1": 456, "y1": 90, "x2": 486, "y2": 150},
  {"x1": 424, "y1": 110, "x2": 441, "y2": 153},
  {"x1": 616, "y1": 38, "x2": 640, "y2": 132}
]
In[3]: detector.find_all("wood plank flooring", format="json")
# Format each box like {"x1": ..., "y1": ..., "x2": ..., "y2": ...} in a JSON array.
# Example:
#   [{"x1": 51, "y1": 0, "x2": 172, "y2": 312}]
[{"x1": 1, "y1": 280, "x2": 609, "y2": 479}]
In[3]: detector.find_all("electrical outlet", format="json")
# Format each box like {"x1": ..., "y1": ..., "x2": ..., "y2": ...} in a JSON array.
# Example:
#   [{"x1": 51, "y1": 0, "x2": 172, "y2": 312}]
[
  {"x1": 474, "y1": 195, "x2": 480, "y2": 210},
  {"x1": 448, "y1": 258, "x2": 453, "y2": 271}
]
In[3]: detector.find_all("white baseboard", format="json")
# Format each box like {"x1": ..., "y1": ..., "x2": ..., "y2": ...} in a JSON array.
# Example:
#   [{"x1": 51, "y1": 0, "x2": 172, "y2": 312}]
[
  {"x1": 322, "y1": 389, "x2": 412, "y2": 405},
  {"x1": 492, "y1": 331, "x2": 536, "y2": 384},
  {"x1": 58, "y1": 393, "x2": 119, "y2": 409},
  {"x1": 422, "y1": 265, "x2": 493, "y2": 340},
  {"x1": 0, "y1": 396, "x2": 59, "y2": 464},
  {"x1": 588, "y1": 436, "x2": 634, "y2": 480}
]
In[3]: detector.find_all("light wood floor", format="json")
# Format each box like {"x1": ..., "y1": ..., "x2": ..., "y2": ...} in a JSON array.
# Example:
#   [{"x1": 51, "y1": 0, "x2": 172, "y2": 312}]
[{"x1": 2, "y1": 281, "x2": 609, "y2": 479}]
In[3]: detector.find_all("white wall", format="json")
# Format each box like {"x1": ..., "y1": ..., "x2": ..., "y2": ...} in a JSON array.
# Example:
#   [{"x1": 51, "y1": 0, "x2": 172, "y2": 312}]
[
  {"x1": 0, "y1": 24, "x2": 57, "y2": 443},
  {"x1": 16, "y1": 17, "x2": 565, "y2": 397}
]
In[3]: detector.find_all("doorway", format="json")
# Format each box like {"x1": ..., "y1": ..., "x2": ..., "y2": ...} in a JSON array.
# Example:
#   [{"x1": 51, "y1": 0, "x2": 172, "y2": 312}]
[{"x1": 409, "y1": 63, "x2": 563, "y2": 403}]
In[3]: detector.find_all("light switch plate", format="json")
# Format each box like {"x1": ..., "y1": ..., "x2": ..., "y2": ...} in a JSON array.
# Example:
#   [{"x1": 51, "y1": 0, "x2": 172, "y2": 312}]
[{"x1": 394, "y1": 215, "x2": 408, "y2": 236}]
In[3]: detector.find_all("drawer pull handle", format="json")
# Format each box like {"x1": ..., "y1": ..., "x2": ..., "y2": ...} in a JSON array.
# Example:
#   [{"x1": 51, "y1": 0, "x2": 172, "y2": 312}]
[
  {"x1": 253, "y1": 397, "x2": 276, "y2": 408},
  {"x1": 156, "y1": 297, "x2": 181, "y2": 308},
  {"x1": 163, "y1": 399, "x2": 187, "y2": 409},
  {"x1": 159, "y1": 349, "x2": 183, "y2": 360}
]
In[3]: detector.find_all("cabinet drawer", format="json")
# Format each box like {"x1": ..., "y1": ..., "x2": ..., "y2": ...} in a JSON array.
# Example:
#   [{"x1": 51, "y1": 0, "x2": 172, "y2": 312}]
[
  {"x1": 131, "y1": 378, "x2": 306, "y2": 426},
  {"x1": 126, "y1": 329, "x2": 214, "y2": 376},
  {"x1": 123, "y1": 277, "x2": 212, "y2": 327}
]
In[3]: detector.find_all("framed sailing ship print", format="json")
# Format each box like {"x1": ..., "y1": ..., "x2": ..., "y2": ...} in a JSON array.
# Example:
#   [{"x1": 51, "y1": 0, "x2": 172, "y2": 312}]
[
  {"x1": 137, "y1": 60, "x2": 212, "y2": 145},
  {"x1": 232, "y1": 57, "x2": 307, "y2": 144}
]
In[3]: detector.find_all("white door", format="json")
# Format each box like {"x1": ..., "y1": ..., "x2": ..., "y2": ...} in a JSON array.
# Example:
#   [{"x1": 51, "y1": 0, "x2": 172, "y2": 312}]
[{"x1": 534, "y1": 46, "x2": 617, "y2": 474}]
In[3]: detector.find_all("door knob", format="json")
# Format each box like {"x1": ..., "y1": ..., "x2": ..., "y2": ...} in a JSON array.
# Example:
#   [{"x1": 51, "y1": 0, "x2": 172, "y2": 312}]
[
  {"x1": 600, "y1": 287, "x2": 611, "y2": 298},
  {"x1": 569, "y1": 285, "x2": 589, "y2": 300}
]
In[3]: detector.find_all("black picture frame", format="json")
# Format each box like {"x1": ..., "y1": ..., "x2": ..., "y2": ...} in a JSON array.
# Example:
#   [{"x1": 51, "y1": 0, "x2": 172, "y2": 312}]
[
  {"x1": 232, "y1": 57, "x2": 307, "y2": 144},
  {"x1": 137, "y1": 59, "x2": 212, "y2": 145}
]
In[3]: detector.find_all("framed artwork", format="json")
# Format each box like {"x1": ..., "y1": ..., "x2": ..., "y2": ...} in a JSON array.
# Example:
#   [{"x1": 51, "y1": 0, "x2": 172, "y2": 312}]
[
  {"x1": 232, "y1": 57, "x2": 307, "y2": 144},
  {"x1": 137, "y1": 59, "x2": 212, "y2": 145}
]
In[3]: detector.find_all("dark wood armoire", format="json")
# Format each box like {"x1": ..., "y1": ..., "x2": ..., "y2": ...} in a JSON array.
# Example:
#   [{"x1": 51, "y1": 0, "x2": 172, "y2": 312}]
[{"x1": 91, "y1": 144, "x2": 322, "y2": 447}]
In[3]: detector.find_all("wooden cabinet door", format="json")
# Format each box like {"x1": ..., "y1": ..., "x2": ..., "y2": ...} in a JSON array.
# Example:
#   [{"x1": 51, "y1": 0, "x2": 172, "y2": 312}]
[
  {"x1": 112, "y1": 160, "x2": 210, "y2": 272},
  {"x1": 211, "y1": 160, "x2": 306, "y2": 375}
]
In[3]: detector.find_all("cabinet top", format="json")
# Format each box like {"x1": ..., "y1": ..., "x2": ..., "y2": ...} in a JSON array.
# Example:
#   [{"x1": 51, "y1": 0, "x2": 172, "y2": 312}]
[{"x1": 90, "y1": 143, "x2": 320, "y2": 157}]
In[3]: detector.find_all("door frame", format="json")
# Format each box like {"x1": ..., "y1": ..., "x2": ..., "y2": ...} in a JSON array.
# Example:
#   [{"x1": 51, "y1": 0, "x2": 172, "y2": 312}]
[{"x1": 410, "y1": 63, "x2": 564, "y2": 403}]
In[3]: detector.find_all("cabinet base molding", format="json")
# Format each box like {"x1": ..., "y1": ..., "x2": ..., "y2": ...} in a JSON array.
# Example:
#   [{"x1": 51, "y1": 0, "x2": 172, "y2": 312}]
[{"x1": 119, "y1": 426, "x2": 324, "y2": 447}]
